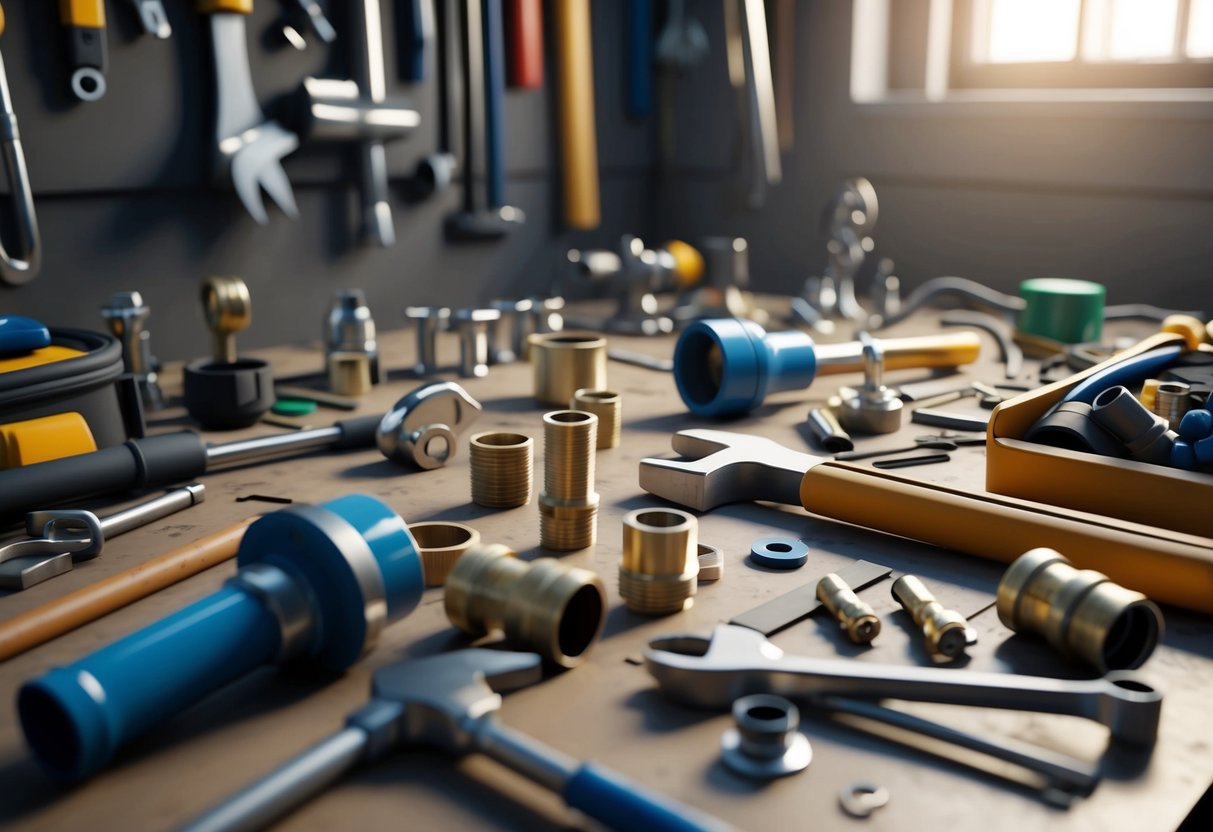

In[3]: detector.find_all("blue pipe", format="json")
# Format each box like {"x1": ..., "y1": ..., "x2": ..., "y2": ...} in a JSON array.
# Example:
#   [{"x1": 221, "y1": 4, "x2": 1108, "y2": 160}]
[
  {"x1": 626, "y1": 0, "x2": 653, "y2": 118},
  {"x1": 674, "y1": 319, "x2": 818, "y2": 417},
  {"x1": 18, "y1": 494, "x2": 424, "y2": 781}
]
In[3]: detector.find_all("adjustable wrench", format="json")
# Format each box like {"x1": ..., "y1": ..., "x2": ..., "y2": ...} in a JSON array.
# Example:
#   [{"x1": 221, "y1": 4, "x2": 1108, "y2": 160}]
[
  {"x1": 639, "y1": 429, "x2": 1213, "y2": 615},
  {"x1": 200, "y1": 0, "x2": 299, "y2": 224},
  {"x1": 645, "y1": 624, "x2": 1162, "y2": 747}
]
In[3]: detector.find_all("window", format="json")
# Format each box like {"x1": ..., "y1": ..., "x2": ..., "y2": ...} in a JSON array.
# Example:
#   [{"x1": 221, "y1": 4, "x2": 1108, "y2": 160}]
[{"x1": 954, "y1": 0, "x2": 1213, "y2": 88}]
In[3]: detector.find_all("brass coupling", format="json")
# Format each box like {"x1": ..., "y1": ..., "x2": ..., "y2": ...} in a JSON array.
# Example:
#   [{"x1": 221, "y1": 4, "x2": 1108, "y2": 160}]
[
  {"x1": 408, "y1": 521, "x2": 480, "y2": 587},
  {"x1": 618, "y1": 509, "x2": 698, "y2": 615},
  {"x1": 571, "y1": 388, "x2": 622, "y2": 449},
  {"x1": 997, "y1": 548, "x2": 1163, "y2": 672},
  {"x1": 539, "y1": 411, "x2": 599, "y2": 551},
  {"x1": 816, "y1": 573, "x2": 880, "y2": 645},
  {"x1": 892, "y1": 575, "x2": 975, "y2": 661},
  {"x1": 444, "y1": 543, "x2": 607, "y2": 668},
  {"x1": 530, "y1": 332, "x2": 607, "y2": 406},
  {"x1": 469, "y1": 431, "x2": 534, "y2": 508}
]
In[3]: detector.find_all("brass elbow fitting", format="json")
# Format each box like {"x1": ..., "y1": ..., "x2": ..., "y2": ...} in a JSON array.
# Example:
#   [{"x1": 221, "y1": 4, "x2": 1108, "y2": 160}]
[
  {"x1": 571, "y1": 388, "x2": 622, "y2": 449},
  {"x1": 469, "y1": 431, "x2": 534, "y2": 508},
  {"x1": 816, "y1": 573, "x2": 881, "y2": 644},
  {"x1": 539, "y1": 410, "x2": 600, "y2": 551},
  {"x1": 997, "y1": 548, "x2": 1163, "y2": 672},
  {"x1": 892, "y1": 575, "x2": 974, "y2": 660},
  {"x1": 530, "y1": 332, "x2": 608, "y2": 406},
  {"x1": 444, "y1": 543, "x2": 607, "y2": 668},
  {"x1": 618, "y1": 509, "x2": 699, "y2": 615}
]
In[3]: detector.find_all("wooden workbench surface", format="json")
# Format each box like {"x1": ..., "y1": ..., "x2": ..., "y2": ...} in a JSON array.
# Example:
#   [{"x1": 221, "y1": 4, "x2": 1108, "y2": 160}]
[{"x1": 1, "y1": 311, "x2": 1210, "y2": 832}]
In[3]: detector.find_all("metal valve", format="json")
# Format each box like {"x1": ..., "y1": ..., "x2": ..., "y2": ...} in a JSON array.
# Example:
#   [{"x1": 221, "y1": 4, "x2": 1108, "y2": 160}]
[{"x1": 836, "y1": 334, "x2": 903, "y2": 435}]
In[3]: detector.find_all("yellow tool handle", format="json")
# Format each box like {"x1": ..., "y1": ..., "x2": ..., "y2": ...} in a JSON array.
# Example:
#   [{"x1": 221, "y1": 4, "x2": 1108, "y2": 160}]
[
  {"x1": 0, "y1": 412, "x2": 97, "y2": 469},
  {"x1": 0, "y1": 516, "x2": 257, "y2": 662},
  {"x1": 198, "y1": 0, "x2": 253, "y2": 14},
  {"x1": 552, "y1": 0, "x2": 600, "y2": 229},
  {"x1": 60, "y1": 0, "x2": 106, "y2": 27},
  {"x1": 802, "y1": 462, "x2": 1213, "y2": 614},
  {"x1": 1, "y1": 5, "x2": 6, "y2": 37},
  {"x1": 814, "y1": 331, "x2": 983, "y2": 376}
]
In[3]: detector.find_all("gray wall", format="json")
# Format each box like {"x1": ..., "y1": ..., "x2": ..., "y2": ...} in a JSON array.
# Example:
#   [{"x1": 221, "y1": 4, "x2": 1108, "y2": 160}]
[
  {"x1": 2, "y1": 1, "x2": 656, "y2": 360},
  {"x1": 653, "y1": 1, "x2": 1213, "y2": 314}
]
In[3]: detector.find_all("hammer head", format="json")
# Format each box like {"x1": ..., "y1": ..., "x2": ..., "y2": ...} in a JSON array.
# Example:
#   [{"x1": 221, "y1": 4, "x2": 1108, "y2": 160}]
[
  {"x1": 371, "y1": 649, "x2": 543, "y2": 753},
  {"x1": 639, "y1": 429, "x2": 821, "y2": 511}
]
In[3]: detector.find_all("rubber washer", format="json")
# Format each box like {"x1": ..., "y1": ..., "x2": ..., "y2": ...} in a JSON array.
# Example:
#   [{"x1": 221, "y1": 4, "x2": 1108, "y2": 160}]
[
  {"x1": 750, "y1": 537, "x2": 809, "y2": 570},
  {"x1": 272, "y1": 397, "x2": 318, "y2": 417}
]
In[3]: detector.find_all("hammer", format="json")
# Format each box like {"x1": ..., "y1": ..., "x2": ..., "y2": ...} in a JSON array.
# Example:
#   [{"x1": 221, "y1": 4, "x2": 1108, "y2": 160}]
[
  {"x1": 640, "y1": 429, "x2": 1213, "y2": 615},
  {"x1": 182, "y1": 649, "x2": 732, "y2": 832}
]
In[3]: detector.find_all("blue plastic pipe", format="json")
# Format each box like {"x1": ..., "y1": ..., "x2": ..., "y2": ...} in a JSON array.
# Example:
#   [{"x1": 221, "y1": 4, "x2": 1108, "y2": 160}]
[{"x1": 18, "y1": 494, "x2": 424, "y2": 782}]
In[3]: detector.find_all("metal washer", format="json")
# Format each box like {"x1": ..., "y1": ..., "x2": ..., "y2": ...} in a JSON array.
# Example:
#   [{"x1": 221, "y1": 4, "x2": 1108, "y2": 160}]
[
  {"x1": 750, "y1": 537, "x2": 809, "y2": 570},
  {"x1": 839, "y1": 782, "x2": 890, "y2": 818}
]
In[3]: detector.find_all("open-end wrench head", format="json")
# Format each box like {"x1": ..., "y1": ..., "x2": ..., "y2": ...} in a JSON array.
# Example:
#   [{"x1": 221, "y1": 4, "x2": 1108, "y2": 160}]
[
  {"x1": 639, "y1": 429, "x2": 820, "y2": 510},
  {"x1": 371, "y1": 649, "x2": 543, "y2": 752},
  {"x1": 228, "y1": 122, "x2": 300, "y2": 224}
]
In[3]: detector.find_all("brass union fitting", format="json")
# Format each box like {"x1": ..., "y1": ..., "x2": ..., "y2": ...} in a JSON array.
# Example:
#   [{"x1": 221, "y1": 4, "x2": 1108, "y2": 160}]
[
  {"x1": 539, "y1": 410, "x2": 600, "y2": 550},
  {"x1": 571, "y1": 388, "x2": 621, "y2": 449},
  {"x1": 997, "y1": 548, "x2": 1163, "y2": 672},
  {"x1": 469, "y1": 431, "x2": 534, "y2": 508},
  {"x1": 530, "y1": 332, "x2": 607, "y2": 406},
  {"x1": 619, "y1": 508, "x2": 698, "y2": 615},
  {"x1": 408, "y1": 521, "x2": 480, "y2": 588},
  {"x1": 892, "y1": 575, "x2": 974, "y2": 661},
  {"x1": 816, "y1": 573, "x2": 881, "y2": 645},
  {"x1": 444, "y1": 543, "x2": 607, "y2": 668}
]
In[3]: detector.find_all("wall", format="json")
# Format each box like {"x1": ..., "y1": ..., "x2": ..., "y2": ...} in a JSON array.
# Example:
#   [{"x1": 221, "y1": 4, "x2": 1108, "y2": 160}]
[
  {"x1": 1, "y1": 1, "x2": 656, "y2": 360},
  {"x1": 654, "y1": 0, "x2": 1213, "y2": 315}
]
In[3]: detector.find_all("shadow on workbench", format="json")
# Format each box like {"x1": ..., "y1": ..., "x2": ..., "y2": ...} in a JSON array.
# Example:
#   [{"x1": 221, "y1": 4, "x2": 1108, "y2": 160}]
[{"x1": 0, "y1": 664, "x2": 341, "y2": 823}]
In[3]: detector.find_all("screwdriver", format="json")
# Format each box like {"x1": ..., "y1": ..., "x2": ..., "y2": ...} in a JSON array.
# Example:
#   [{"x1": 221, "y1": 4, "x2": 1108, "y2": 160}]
[{"x1": 0, "y1": 415, "x2": 381, "y2": 523}]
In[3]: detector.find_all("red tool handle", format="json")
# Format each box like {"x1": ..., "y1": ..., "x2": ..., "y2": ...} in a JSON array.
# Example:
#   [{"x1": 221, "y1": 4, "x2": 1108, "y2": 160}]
[{"x1": 505, "y1": 0, "x2": 543, "y2": 88}]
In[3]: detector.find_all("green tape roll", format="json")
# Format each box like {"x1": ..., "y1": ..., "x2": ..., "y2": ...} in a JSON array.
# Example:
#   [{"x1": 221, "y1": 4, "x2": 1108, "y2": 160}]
[
  {"x1": 1018, "y1": 278, "x2": 1105, "y2": 344},
  {"x1": 272, "y1": 397, "x2": 318, "y2": 417}
]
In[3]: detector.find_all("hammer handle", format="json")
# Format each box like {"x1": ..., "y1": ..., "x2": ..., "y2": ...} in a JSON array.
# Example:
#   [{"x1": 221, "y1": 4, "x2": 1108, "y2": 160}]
[{"x1": 802, "y1": 462, "x2": 1213, "y2": 614}]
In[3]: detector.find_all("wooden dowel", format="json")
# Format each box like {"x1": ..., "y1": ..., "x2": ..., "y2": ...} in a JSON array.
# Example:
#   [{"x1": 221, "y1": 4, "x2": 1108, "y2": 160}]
[{"x1": 0, "y1": 516, "x2": 257, "y2": 663}]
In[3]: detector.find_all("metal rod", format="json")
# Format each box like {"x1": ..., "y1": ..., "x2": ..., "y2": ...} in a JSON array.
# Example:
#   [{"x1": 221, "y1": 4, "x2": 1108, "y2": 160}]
[
  {"x1": 100, "y1": 483, "x2": 206, "y2": 538},
  {"x1": 205, "y1": 425, "x2": 346, "y2": 467}
]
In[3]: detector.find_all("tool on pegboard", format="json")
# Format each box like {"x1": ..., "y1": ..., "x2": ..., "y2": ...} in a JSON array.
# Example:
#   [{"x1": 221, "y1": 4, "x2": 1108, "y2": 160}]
[
  {"x1": 0, "y1": 6, "x2": 41, "y2": 286},
  {"x1": 126, "y1": 0, "x2": 171, "y2": 38},
  {"x1": 278, "y1": 0, "x2": 335, "y2": 50},
  {"x1": 61, "y1": 0, "x2": 108, "y2": 101},
  {"x1": 504, "y1": 0, "x2": 542, "y2": 88},
  {"x1": 552, "y1": 0, "x2": 599, "y2": 229},
  {"x1": 445, "y1": 0, "x2": 525, "y2": 238},
  {"x1": 199, "y1": 0, "x2": 300, "y2": 223}
]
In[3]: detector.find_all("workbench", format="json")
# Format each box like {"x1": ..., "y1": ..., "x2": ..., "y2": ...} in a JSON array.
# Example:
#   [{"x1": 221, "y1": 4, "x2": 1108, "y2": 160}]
[{"x1": 2, "y1": 309, "x2": 1211, "y2": 832}]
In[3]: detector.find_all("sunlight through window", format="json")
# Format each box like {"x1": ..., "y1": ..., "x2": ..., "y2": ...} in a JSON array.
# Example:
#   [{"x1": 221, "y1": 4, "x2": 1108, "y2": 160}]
[
  {"x1": 983, "y1": 0, "x2": 1080, "y2": 63},
  {"x1": 1190, "y1": 0, "x2": 1213, "y2": 58}
]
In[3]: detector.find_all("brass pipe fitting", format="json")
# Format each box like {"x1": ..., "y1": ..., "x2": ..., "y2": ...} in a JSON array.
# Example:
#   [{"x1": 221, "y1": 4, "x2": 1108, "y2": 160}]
[
  {"x1": 892, "y1": 575, "x2": 974, "y2": 660},
  {"x1": 816, "y1": 573, "x2": 880, "y2": 645},
  {"x1": 618, "y1": 508, "x2": 698, "y2": 615},
  {"x1": 997, "y1": 548, "x2": 1163, "y2": 672},
  {"x1": 408, "y1": 521, "x2": 480, "y2": 587},
  {"x1": 327, "y1": 351, "x2": 373, "y2": 396},
  {"x1": 571, "y1": 389, "x2": 621, "y2": 449},
  {"x1": 469, "y1": 432, "x2": 534, "y2": 508},
  {"x1": 539, "y1": 410, "x2": 600, "y2": 550},
  {"x1": 530, "y1": 332, "x2": 607, "y2": 406},
  {"x1": 444, "y1": 543, "x2": 607, "y2": 668}
]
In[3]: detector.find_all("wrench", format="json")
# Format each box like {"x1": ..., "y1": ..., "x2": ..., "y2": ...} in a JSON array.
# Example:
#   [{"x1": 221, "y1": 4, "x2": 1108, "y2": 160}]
[
  {"x1": 638, "y1": 429, "x2": 1213, "y2": 615},
  {"x1": 0, "y1": 484, "x2": 206, "y2": 589},
  {"x1": 645, "y1": 624, "x2": 1162, "y2": 747},
  {"x1": 200, "y1": 0, "x2": 299, "y2": 224}
]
